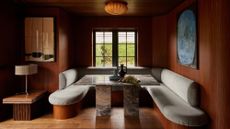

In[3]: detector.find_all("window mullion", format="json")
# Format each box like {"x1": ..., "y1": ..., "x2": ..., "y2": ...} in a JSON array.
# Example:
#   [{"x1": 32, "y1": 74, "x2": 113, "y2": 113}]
[
  {"x1": 126, "y1": 32, "x2": 128, "y2": 67},
  {"x1": 135, "y1": 30, "x2": 137, "y2": 66},
  {"x1": 113, "y1": 31, "x2": 118, "y2": 67},
  {"x1": 103, "y1": 32, "x2": 105, "y2": 67},
  {"x1": 93, "y1": 31, "x2": 96, "y2": 66}
]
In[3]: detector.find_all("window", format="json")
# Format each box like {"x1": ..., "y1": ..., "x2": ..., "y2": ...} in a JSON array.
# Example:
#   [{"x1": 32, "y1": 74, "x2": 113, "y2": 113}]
[
  {"x1": 94, "y1": 32, "x2": 113, "y2": 67},
  {"x1": 118, "y1": 32, "x2": 136, "y2": 67},
  {"x1": 93, "y1": 30, "x2": 137, "y2": 67}
]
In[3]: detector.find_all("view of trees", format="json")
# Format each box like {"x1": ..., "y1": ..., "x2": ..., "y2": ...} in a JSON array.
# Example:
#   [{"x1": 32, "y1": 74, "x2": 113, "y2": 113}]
[
  {"x1": 96, "y1": 43, "x2": 135, "y2": 67},
  {"x1": 95, "y1": 31, "x2": 135, "y2": 67},
  {"x1": 96, "y1": 45, "x2": 112, "y2": 66}
]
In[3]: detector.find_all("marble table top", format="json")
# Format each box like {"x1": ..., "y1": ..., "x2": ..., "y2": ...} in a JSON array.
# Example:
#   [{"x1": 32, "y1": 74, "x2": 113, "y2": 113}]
[{"x1": 75, "y1": 74, "x2": 160, "y2": 86}]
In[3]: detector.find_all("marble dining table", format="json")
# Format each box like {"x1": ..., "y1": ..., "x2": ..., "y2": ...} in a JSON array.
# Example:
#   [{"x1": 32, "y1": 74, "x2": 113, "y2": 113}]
[{"x1": 75, "y1": 74, "x2": 159, "y2": 116}]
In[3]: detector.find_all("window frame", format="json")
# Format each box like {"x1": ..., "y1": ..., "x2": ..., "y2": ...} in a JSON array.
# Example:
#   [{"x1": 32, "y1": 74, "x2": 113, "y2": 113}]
[{"x1": 93, "y1": 29, "x2": 137, "y2": 67}]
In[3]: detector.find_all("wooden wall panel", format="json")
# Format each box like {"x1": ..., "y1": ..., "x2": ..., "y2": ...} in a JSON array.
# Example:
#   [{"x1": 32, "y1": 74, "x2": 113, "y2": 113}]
[
  {"x1": 58, "y1": 10, "x2": 75, "y2": 72},
  {"x1": 197, "y1": 0, "x2": 230, "y2": 129},
  {"x1": 24, "y1": 8, "x2": 74, "y2": 92},
  {"x1": 152, "y1": 0, "x2": 230, "y2": 128},
  {"x1": 0, "y1": 1, "x2": 20, "y2": 121},
  {"x1": 73, "y1": 17, "x2": 153, "y2": 67},
  {"x1": 24, "y1": 8, "x2": 60, "y2": 92},
  {"x1": 152, "y1": 16, "x2": 168, "y2": 67},
  {"x1": 0, "y1": 3, "x2": 19, "y2": 66}
]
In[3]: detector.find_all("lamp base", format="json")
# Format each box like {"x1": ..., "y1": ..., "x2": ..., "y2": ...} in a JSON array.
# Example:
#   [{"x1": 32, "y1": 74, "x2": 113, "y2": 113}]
[{"x1": 25, "y1": 91, "x2": 29, "y2": 96}]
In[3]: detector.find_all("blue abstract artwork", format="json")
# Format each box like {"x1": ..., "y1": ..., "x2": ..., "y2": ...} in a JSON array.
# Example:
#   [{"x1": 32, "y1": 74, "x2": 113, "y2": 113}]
[{"x1": 177, "y1": 9, "x2": 197, "y2": 68}]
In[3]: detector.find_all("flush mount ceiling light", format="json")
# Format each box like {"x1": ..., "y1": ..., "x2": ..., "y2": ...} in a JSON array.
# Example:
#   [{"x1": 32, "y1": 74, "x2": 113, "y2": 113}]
[{"x1": 104, "y1": 1, "x2": 128, "y2": 15}]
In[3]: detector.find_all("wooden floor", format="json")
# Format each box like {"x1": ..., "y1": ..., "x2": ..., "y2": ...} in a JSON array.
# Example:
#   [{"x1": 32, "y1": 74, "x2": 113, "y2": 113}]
[{"x1": 0, "y1": 108, "x2": 163, "y2": 129}]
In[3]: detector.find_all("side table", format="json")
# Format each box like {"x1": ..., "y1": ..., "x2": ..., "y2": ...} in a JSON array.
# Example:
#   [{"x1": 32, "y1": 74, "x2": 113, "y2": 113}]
[{"x1": 3, "y1": 90, "x2": 46, "y2": 120}]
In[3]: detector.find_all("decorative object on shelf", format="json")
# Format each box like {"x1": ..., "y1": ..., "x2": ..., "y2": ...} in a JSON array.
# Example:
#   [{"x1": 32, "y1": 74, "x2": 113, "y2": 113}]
[
  {"x1": 15, "y1": 64, "x2": 38, "y2": 95},
  {"x1": 118, "y1": 64, "x2": 127, "y2": 77},
  {"x1": 177, "y1": 4, "x2": 197, "y2": 69},
  {"x1": 104, "y1": 1, "x2": 128, "y2": 15},
  {"x1": 109, "y1": 69, "x2": 120, "y2": 81},
  {"x1": 25, "y1": 17, "x2": 55, "y2": 62}
]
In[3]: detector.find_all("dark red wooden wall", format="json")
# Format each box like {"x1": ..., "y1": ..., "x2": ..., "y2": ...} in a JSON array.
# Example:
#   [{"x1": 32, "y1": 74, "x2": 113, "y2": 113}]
[
  {"x1": 0, "y1": 1, "x2": 229, "y2": 129},
  {"x1": 0, "y1": 1, "x2": 20, "y2": 121},
  {"x1": 22, "y1": 8, "x2": 74, "y2": 92},
  {"x1": 152, "y1": 0, "x2": 230, "y2": 128},
  {"x1": 73, "y1": 16, "x2": 153, "y2": 67}
]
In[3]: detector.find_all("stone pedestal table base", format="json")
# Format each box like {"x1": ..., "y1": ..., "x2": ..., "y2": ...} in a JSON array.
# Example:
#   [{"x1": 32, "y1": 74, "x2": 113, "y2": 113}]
[
  {"x1": 96, "y1": 85, "x2": 111, "y2": 116},
  {"x1": 124, "y1": 85, "x2": 140, "y2": 117}
]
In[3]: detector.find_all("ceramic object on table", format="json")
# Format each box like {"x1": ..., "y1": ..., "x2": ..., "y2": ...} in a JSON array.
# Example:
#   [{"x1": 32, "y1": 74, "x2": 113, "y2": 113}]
[{"x1": 118, "y1": 64, "x2": 127, "y2": 77}]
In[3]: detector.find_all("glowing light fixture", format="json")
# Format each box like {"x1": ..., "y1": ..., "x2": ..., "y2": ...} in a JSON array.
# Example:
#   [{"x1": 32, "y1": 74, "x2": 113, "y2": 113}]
[
  {"x1": 105, "y1": 1, "x2": 128, "y2": 15},
  {"x1": 15, "y1": 64, "x2": 38, "y2": 95}
]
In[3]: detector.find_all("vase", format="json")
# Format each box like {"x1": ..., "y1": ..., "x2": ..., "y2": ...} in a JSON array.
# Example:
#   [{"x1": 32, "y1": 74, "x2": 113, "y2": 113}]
[{"x1": 118, "y1": 64, "x2": 127, "y2": 77}]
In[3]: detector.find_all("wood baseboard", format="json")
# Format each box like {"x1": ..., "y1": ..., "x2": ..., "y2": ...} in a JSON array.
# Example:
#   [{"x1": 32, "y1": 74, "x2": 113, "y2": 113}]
[{"x1": 53, "y1": 102, "x2": 81, "y2": 119}]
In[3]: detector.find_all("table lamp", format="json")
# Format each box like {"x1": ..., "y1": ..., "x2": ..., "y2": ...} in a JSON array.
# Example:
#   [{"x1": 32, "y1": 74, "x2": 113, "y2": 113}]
[{"x1": 15, "y1": 64, "x2": 38, "y2": 95}]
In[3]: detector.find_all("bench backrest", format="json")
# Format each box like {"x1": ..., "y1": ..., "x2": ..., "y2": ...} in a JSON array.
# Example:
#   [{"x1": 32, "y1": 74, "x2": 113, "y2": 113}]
[
  {"x1": 59, "y1": 69, "x2": 78, "y2": 90},
  {"x1": 151, "y1": 68, "x2": 163, "y2": 82},
  {"x1": 77, "y1": 67, "x2": 151, "y2": 78},
  {"x1": 161, "y1": 69, "x2": 199, "y2": 107}
]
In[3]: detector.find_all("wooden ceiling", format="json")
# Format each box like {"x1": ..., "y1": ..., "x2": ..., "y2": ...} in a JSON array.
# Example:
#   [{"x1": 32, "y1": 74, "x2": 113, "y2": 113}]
[{"x1": 15, "y1": 0, "x2": 185, "y2": 16}]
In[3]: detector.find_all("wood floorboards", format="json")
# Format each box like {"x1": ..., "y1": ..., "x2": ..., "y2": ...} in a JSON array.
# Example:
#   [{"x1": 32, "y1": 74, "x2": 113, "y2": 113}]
[{"x1": 0, "y1": 107, "x2": 163, "y2": 129}]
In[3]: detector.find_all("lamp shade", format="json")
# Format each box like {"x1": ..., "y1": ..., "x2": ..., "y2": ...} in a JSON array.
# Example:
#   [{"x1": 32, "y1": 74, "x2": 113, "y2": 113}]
[
  {"x1": 15, "y1": 64, "x2": 38, "y2": 75},
  {"x1": 15, "y1": 65, "x2": 30, "y2": 75},
  {"x1": 105, "y1": 1, "x2": 128, "y2": 15}
]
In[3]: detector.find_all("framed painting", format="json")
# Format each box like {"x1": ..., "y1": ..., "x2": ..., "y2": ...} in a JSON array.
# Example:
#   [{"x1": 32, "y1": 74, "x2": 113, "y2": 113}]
[
  {"x1": 177, "y1": 4, "x2": 198, "y2": 69},
  {"x1": 25, "y1": 17, "x2": 55, "y2": 62}
]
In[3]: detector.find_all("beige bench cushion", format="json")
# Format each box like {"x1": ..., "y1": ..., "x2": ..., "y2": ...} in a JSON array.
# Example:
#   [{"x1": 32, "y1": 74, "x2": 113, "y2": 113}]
[
  {"x1": 59, "y1": 69, "x2": 78, "y2": 90},
  {"x1": 49, "y1": 85, "x2": 91, "y2": 105},
  {"x1": 146, "y1": 86, "x2": 208, "y2": 126},
  {"x1": 161, "y1": 69, "x2": 199, "y2": 107}
]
